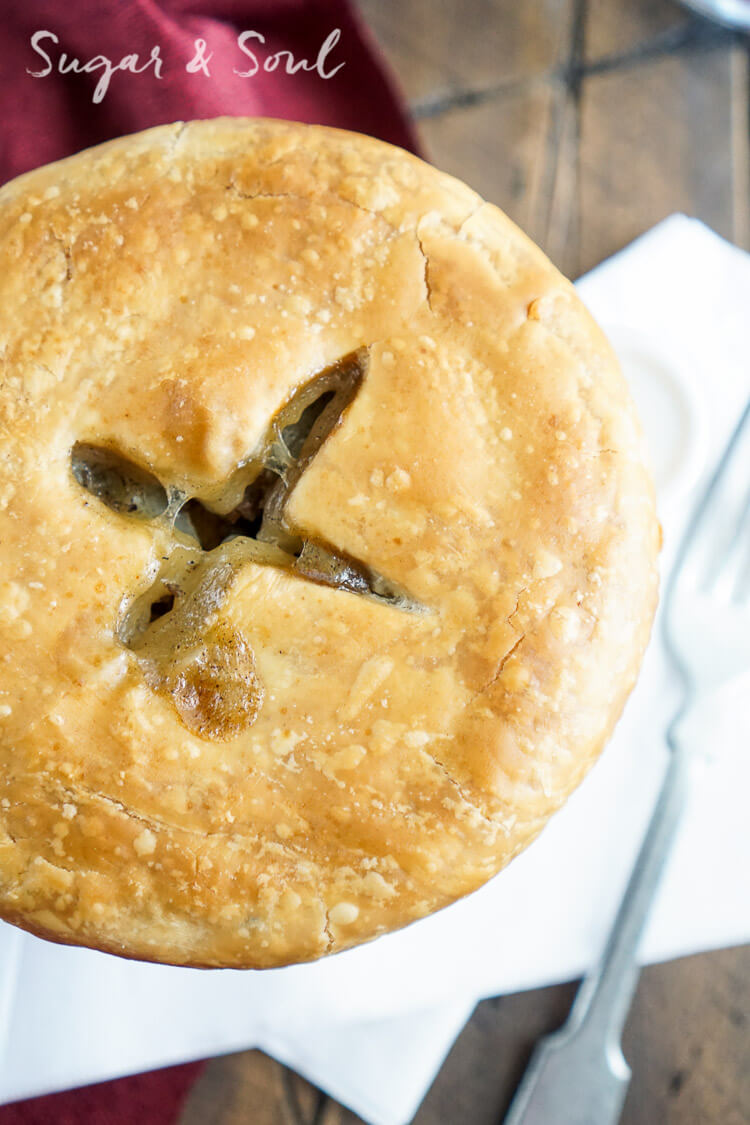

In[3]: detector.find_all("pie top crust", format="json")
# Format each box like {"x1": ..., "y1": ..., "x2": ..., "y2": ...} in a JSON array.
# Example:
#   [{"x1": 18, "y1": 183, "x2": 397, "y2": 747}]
[{"x1": 0, "y1": 118, "x2": 658, "y2": 967}]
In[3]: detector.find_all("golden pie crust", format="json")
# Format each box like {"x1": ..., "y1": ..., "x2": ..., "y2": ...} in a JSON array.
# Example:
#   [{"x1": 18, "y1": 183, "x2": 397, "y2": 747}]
[{"x1": 0, "y1": 119, "x2": 658, "y2": 967}]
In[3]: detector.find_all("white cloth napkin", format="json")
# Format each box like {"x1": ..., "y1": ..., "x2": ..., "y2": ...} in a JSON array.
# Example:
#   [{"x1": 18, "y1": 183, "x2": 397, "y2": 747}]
[{"x1": 1, "y1": 215, "x2": 749, "y2": 1125}]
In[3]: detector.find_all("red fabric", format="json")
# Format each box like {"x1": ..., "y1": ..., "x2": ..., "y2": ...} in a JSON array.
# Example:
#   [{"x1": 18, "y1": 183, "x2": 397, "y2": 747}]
[
  {"x1": 0, "y1": 0, "x2": 418, "y2": 186},
  {"x1": 0, "y1": 1, "x2": 415, "y2": 1121},
  {"x1": 0, "y1": 1063, "x2": 204, "y2": 1124}
]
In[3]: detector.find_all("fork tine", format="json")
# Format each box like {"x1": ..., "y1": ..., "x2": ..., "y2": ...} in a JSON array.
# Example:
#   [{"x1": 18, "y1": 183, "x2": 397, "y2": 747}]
[
  {"x1": 666, "y1": 399, "x2": 750, "y2": 620},
  {"x1": 676, "y1": 402, "x2": 750, "y2": 597},
  {"x1": 732, "y1": 520, "x2": 750, "y2": 603},
  {"x1": 705, "y1": 480, "x2": 750, "y2": 601}
]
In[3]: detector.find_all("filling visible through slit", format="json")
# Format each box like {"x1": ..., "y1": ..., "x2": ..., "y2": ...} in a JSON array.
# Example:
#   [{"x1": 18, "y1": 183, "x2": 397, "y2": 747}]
[
  {"x1": 70, "y1": 349, "x2": 423, "y2": 739},
  {"x1": 115, "y1": 548, "x2": 267, "y2": 740},
  {"x1": 71, "y1": 443, "x2": 168, "y2": 519},
  {"x1": 160, "y1": 348, "x2": 420, "y2": 611}
]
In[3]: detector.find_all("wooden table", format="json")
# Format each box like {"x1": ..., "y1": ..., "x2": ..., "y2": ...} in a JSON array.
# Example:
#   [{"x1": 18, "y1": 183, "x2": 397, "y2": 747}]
[{"x1": 180, "y1": 2, "x2": 750, "y2": 1121}]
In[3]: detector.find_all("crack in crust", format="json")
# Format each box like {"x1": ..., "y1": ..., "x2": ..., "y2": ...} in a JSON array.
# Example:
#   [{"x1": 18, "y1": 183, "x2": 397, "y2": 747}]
[
  {"x1": 482, "y1": 631, "x2": 528, "y2": 695},
  {"x1": 50, "y1": 230, "x2": 73, "y2": 281},
  {"x1": 225, "y1": 180, "x2": 400, "y2": 233},
  {"x1": 168, "y1": 121, "x2": 189, "y2": 157},
  {"x1": 420, "y1": 748, "x2": 504, "y2": 837},
  {"x1": 415, "y1": 230, "x2": 435, "y2": 313}
]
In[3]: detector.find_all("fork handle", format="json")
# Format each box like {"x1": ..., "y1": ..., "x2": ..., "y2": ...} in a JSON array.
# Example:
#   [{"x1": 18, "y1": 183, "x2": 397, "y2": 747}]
[
  {"x1": 504, "y1": 728, "x2": 693, "y2": 1125},
  {"x1": 569, "y1": 729, "x2": 691, "y2": 1039}
]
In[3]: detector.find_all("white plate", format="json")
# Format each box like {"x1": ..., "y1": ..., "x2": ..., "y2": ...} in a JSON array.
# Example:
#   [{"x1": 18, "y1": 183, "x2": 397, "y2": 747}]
[{"x1": 605, "y1": 325, "x2": 705, "y2": 503}]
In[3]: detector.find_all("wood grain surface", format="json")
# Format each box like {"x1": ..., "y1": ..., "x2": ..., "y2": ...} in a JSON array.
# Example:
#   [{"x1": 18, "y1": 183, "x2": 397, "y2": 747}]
[{"x1": 179, "y1": 1, "x2": 750, "y2": 1122}]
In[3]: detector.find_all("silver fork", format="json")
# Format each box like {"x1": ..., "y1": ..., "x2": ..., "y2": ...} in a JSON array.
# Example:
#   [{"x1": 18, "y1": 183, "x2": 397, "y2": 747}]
[{"x1": 503, "y1": 398, "x2": 750, "y2": 1125}]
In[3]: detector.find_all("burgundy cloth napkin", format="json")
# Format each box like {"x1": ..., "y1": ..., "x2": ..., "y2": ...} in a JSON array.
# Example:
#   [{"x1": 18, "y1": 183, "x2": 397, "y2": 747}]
[
  {"x1": 0, "y1": 1064, "x2": 204, "y2": 1125},
  {"x1": 0, "y1": 0, "x2": 418, "y2": 186},
  {"x1": 0, "y1": 1, "x2": 415, "y2": 1121}
]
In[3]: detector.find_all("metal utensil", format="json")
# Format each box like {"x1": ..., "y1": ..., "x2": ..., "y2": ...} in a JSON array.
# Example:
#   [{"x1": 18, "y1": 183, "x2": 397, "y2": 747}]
[
  {"x1": 503, "y1": 398, "x2": 750, "y2": 1125},
  {"x1": 678, "y1": 0, "x2": 750, "y2": 30}
]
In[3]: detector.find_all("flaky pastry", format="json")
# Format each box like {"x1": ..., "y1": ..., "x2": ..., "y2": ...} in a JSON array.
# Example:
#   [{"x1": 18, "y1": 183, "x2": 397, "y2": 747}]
[{"x1": 0, "y1": 119, "x2": 658, "y2": 967}]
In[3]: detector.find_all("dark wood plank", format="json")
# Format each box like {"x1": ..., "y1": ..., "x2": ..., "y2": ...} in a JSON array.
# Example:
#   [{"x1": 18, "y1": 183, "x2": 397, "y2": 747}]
[
  {"x1": 355, "y1": 0, "x2": 573, "y2": 107},
  {"x1": 575, "y1": 45, "x2": 742, "y2": 275},
  {"x1": 585, "y1": 0, "x2": 692, "y2": 61},
  {"x1": 417, "y1": 80, "x2": 563, "y2": 251},
  {"x1": 620, "y1": 947, "x2": 750, "y2": 1125},
  {"x1": 179, "y1": 1050, "x2": 324, "y2": 1125}
]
